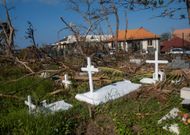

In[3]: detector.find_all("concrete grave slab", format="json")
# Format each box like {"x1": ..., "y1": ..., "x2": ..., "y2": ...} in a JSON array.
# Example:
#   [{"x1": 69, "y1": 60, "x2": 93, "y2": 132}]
[
  {"x1": 75, "y1": 80, "x2": 141, "y2": 106},
  {"x1": 41, "y1": 100, "x2": 72, "y2": 112},
  {"x1": 25, "y1": 95, "x2": 72, "y2": 114}
]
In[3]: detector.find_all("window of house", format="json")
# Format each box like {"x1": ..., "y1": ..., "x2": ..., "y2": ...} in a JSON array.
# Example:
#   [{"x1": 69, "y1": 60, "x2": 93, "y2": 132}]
[{"x1": 148, "y1": 40, "x2": 152, "y2": 46}]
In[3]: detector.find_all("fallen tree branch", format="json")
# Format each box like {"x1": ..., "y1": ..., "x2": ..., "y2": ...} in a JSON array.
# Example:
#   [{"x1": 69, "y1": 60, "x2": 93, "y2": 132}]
[
  {"x1": 0, "y1": 93, "x2": 24, "y2": 100},
  {"x1": 4, "y1": 69, "x2": 60, "y2": 84},
  {"x1": 48, "y1": 89, "x2": 64, "y2": 96},
  {"x1": 15, "y1": 57, "x2": 34, "y2": 73}
]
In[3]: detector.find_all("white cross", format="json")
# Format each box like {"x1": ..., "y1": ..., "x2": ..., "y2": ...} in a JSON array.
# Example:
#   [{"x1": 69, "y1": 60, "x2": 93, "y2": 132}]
[
  {"x1": 81, "y1": 57, "x2": 99, "y2": 93},
  {"x1": 146, "y1": 43, "x2": 168, "y2": 81},
  {"x1": 24, "y1": 95, "x2": 36, "y2": 114},
  {"x1": 62, "y1": 74, "x2": 71, "y2": 88}
]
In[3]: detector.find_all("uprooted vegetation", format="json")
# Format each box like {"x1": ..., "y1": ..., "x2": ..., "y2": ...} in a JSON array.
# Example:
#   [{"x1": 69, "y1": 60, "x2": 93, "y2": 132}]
[{"x1": 0, "y1": 54, "x2": 190, "y2": 135}]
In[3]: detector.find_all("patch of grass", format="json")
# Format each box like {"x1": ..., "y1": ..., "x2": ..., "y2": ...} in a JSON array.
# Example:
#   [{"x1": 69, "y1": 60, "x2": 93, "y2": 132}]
[
  {"x1": 1, "y1": 66, "x2": 189, "y2": 135},
  {"x1": 0, "y1": 66, "x2": 25, "y2": 81}
]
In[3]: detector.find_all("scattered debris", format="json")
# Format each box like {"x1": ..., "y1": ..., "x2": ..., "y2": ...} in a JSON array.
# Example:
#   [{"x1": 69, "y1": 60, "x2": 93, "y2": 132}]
[
  {"x1": 158, "y1": 108, "x2": 180, "y2": 135},
  {"x1": 168, "y1": 56, "x2": 190, "y2": 69},
  {"x1": 181, "y1": 113, "x2": 190, "y2": 125},
  {"x1": 129, "y1": 58, "x2": 142, "y2": 65},
  {"x1": 158, "y1": 108, "x2": 180, "y2": 124},
  {"x1": 163, "y1": 124, "x2": 179, "y2": 135},
  {"x1": 40, "y1": 71, "x2": 50, "y2": 78},
  {"x1": 182, "y1": 69, "x2": 190, "y2": 80}
]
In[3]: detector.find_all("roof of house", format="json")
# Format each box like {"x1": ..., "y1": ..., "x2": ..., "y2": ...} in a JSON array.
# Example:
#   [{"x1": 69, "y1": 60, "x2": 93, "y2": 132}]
[
  {"x1": 110, "y1": 27, "x2": 159, "y2": 41},
  {"x1": 56, "y1": 35, "x2": 112, "y2": 45},
  {"x1": 161, "y1": 36, "x2": 190, "y2": 52},
  {"x1": 173, "y1": 28, "x2": 190, "y2": 42}
]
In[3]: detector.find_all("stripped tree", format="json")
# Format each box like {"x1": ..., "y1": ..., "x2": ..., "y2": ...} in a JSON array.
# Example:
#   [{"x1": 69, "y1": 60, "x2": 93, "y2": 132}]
[
  {"x1": 0, "y1": 0, "x2": 34, "y2": 73},
  {"x1": 0, "y1": 0, "x2": 14, "y2": 57}
]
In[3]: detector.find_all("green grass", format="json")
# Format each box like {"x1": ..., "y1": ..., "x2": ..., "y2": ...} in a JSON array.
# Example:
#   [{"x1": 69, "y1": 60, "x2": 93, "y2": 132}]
[{"x1": 0, "y1": 66, "x2": 190, "y2": 134}]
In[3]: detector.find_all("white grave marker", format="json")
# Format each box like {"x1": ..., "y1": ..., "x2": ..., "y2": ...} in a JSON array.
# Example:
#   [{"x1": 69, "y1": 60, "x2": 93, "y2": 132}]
[
  {"x1": 62, "y1": 74, "x2": 71, "y2": 88},
  {"x1": 81, "y1": 57, "x2": 99, "y2": 93},
  {"x1": 76, "y1": 57, "x2": 141, "y2": 106},
  {"x1": 146, "y1": 45, "x2": 168, "y2": 81},
  {"x1": 24, "y1": 95, "x2": 36, "y2": 114},
  {"x1": 24, "y1": 95, "x2": 72, "y2": 114},
  {"x1": 140, "y1": 43, "x2": 168, "y2": 84}
]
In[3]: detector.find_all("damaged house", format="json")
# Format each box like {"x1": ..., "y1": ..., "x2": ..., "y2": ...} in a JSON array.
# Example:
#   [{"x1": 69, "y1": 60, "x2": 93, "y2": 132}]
[
  {"x1": 53, "y1": 27, "x2": 160, "y2": 55},
  {"x1": 54, "y1": 35, "x2": 112, "y2": 55},
  {"x1": 109, "y1": 27, "x2": 160, "y2": 54}
]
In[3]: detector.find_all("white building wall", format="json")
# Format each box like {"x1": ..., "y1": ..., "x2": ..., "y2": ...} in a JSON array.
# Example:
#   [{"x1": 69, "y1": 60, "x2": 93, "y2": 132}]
[
  {"x1": 120, "y1": 42, "x2": 128, "y2": 51},
  {"x1": 142, "y1": 40, "x2": 148, "y2": 51},
  {"x1": 142, "y1": 39, "x2": 160, "y2": 51}
]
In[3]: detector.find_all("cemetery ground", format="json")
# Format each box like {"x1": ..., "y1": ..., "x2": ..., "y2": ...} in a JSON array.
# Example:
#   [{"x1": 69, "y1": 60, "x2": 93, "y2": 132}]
[{"x1": 0, "y1": 54, "x2": 190, "y2": 135}]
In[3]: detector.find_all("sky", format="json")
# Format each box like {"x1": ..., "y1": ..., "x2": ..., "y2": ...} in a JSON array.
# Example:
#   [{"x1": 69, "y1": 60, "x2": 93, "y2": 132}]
[{"x1": 0, "y1": 0, "x2": 189, "y2": 48}]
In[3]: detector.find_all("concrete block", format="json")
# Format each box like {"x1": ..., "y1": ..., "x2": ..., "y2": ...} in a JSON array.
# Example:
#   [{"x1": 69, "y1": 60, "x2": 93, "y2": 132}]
[{"x1": 180, "y1": 87, "x2": 190, "y2": 100}]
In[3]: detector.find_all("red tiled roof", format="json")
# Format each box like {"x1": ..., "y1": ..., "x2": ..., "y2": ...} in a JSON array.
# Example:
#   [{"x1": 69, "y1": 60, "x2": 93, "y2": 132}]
[
  {"x1": 173, "y1": 28, "x2": 190, "y2": 42},
  {"x1": 161, "y1": 36, "x2": 190, "y2": 52},
  {"x1": 110, "y1": 27, "x2": 159, "y2": 41}
]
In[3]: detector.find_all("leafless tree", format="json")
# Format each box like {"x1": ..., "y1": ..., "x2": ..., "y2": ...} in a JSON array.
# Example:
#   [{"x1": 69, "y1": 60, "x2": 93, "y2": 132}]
[
  {"x1": 0, "y1": 0, "x2": 15, "y2": 57},
  {"x1": 25, "y1": 21, "x2": 37, "y2": 47},
  {"x1": 59, "y1": 0, "x2": 107, "y2": 56},
  {"x1": 120, "y1": 0, "x2": 190, "y2": 23},
  {"x1": 0, "y1": 0, "x2": 35, "y2": 73}
]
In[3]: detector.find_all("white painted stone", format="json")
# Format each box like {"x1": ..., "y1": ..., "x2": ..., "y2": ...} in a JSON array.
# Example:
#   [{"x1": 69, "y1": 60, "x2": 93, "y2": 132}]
[
  {"x1": 75, "y1": 80, "x2": 141, "y2": 106},
  {"x1": 180, "y1": 87, "x2": 190, "y2": 100},
  {"x1": 81, "y1": 57, "x2": 99, "y2": 93},
  {"x1": 62, "y1": 74, "x2": 71, "y2": 88}
]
